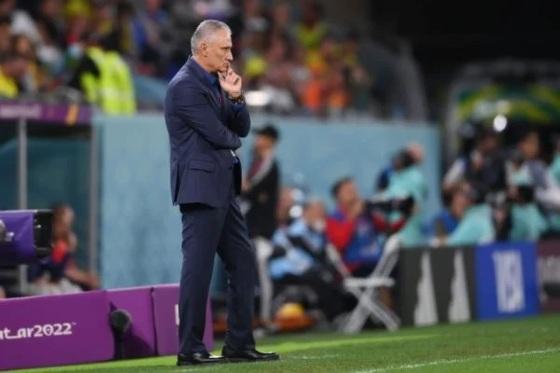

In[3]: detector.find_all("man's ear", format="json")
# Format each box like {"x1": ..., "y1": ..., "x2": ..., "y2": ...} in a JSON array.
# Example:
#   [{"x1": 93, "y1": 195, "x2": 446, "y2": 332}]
[{"x1": 200, "y1": 42, "x2": 208, "y2": 56}]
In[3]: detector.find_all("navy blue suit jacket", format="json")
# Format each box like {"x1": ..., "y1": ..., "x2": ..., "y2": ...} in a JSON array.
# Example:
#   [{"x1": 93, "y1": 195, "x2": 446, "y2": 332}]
[{"x1": 164, "y1": 58, "x2": 250, "y2": 207}]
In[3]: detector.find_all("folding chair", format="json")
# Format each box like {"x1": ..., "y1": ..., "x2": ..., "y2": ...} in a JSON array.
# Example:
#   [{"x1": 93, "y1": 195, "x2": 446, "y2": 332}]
[{"x1": 337, "y1": 233, "x2": 401, "y2": 333}]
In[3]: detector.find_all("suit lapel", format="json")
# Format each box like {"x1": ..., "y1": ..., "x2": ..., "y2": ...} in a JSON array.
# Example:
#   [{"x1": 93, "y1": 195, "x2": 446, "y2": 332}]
[{"x1": 185, "y1": 58, "x2": 224, "y2": 118}]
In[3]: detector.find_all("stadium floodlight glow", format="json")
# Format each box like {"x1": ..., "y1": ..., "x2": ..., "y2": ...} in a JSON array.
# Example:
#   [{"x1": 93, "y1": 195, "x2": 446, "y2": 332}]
[{"x1": 493, "y1": 114, "x2": 508, "y2": 132}]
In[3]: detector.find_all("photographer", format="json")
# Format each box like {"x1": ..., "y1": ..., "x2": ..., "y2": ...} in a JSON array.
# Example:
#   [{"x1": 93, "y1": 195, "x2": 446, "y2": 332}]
[
  {"x1": 378, "y1": 143, "x2": 427, "y2": 246},
  {"x1": 326, "y1": 177, "x2": 413, "y2": 277},
  {"x1": 443, "y1": 127, "x2": 506, "y2": 198}
]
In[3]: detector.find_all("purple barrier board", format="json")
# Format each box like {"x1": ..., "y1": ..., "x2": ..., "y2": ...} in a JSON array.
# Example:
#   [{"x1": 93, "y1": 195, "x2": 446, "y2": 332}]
[
  {"x1": 107, "y1": 287, "x2": 156, "y2": 358},
  {"x1": 152, "y1": 284, "x2": 214, "y2": 355},
  {"x1": 538, "y1": 239, "x2": 560, "y2": 312},
  {"x1": 0, "y1": 101, "x2": 92, "y2": 125},
  {"x1": 0, "y1": 291, "x2": 114, "y2": 370}
]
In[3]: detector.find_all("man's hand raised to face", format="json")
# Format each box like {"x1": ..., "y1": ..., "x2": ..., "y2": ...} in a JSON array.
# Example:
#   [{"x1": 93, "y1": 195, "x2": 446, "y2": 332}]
[{"x1": 219, "y1": 67, "x2": 242, "y2": 99}]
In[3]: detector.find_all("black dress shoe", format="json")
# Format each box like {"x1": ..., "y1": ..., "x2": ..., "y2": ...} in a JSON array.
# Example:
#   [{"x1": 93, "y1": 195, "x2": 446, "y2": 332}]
[
  {"x1": 222, "y1": 345, "x2": 280, "y2": 362},
  {"x1": 177, "y1": 352, "x2": 225, "y2": 365}
]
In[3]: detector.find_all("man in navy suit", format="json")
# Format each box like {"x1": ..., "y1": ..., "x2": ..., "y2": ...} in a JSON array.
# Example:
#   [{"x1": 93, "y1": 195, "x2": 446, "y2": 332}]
[{"x1": 164, "y1": 20, "x2": 279, "y2": 366}]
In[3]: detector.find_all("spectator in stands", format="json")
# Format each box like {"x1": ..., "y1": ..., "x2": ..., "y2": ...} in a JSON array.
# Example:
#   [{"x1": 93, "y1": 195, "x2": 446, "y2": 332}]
[
  {"x1": 326, "y1": 177, "x2": 407, "y2": 276},
  {"x1": 443, "y1": 127, "x2": 506, "y2": 199},
  {"x1": 260, "y1": 33, "x2": 299, "y2": 113},
  {"x1": 133, "y1": 0, "x2": 169, "y2": 75},
  {"x1": 341, "y1": 32, "x2": 372, "y2": 112},
  {"x1": 443, "y1": 182, "x2": 495, "y2": 246},
  {"x1": 269, "y1": 0, "x2": 291, "y2": 38},
  {"x1": 91, "y1": 0, "x2": 116, "y2": 40},
  {"x1": 33, "y1": 0, "x2": 65, "y2": 46},
  {"x1": 0, "y1": 0, "x2": 40, "y2": 43},
  {"x1": 12, "y1": 33, "x2": 45, "y2": 94},
  {"x1": 294, "y1": 0, "x2": 326, "y2": 51},
  {"x1": 270, "y1": 198, "x2": 347, "y2": 321},
  {"x1": 0, "y1": 15, "x2": 10, "y2": 55},
  {"x1": 63, "y1": 0, "x2": 91, "y2": 46},
  {"x1": 242, "y1": 124, "x2": 281, "y2": 239},
  {"x1": 28, "y1": 204, "x2": 99, "y2": 295},
  {"x1": 33, "y1": 0, "x2": 65, "y2": 75},
  {"x1": 0, "y1": 38, "x2": 29, "y2": 98},
  {"x1": 429, "y1": 182, "x2": 471, "y2": 241}
]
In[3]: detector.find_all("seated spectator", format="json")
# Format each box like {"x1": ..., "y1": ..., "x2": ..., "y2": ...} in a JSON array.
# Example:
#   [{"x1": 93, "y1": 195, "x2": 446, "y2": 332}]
[
  {"x1": 270, "y1": 199, "x2": 347, "y2": 321},
  {"x1": 444, "y1": 183, "x2": 495, "y2": 246},
  {"x1": 0, "y1": 0, "x2": 40, "y2": 43},
  {"x1": 33, "y1": 0, "x2": 65, "y2": 74},
  {"x1": 0, "y1": 38, "x2": 29, "y2": 98},
  {"x1": 0, "y1": 15, "x2": 10, "y2": 55},
  {"x1": 326, "y1": 177, "x2": 408, "y2": 277},
  {"x1": 12, "y1": 33, "x2": 46, "y2": 94},
  {"x1": 132, "y1": 0, "x2": 169, "y2": 76},
  {"x1": 294, "y1": 0, "x2": 326, "y2": 51},
  {"x1": 28, "y1": 204, "x2": 99, "y2": 295},
  {"x1": 429, "y1": 182, "x2": 471, "y2": 240}
]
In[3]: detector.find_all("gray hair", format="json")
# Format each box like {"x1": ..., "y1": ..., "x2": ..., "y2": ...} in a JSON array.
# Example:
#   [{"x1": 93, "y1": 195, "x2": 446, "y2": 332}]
[{"x1": 190, "y1": 20, "x2": 231, "y2": 54}]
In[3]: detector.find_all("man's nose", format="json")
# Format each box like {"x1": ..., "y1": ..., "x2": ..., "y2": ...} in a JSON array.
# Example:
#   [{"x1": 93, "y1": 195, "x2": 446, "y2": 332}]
[{"x1": 226, "y1": 51, "x2": 233, "y2": 61}]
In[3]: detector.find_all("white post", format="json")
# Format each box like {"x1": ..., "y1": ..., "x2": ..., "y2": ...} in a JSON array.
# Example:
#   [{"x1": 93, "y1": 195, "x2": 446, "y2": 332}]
[{"x1": 17, "y1": 118, "x2": 28, "y2": 294}]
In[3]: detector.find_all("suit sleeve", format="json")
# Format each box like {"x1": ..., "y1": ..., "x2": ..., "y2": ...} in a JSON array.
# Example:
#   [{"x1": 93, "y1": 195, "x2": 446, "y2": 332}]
[
  {"x1": 171, "y1": 84, "x2": 242, "y2": 149},
  {"x1": 227, "y1": 101, "x2": 251, "y2": 137}
]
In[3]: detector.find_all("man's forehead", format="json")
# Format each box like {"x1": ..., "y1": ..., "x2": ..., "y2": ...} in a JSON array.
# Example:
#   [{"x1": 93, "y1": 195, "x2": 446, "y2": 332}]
[{"x1": 209, "y1": 29, "x2": 232, "y2": 45}]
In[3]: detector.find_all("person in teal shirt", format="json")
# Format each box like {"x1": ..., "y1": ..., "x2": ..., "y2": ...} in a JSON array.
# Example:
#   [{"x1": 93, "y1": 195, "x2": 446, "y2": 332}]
[
  {"x1": 440, "y1": 182, "x2": 495, "y2": 246},
  {"x1": 547, "y1": 138, "x2": 560, "y2": 232},
  {"x1": 381, "y1": 144, "x2": 427, "y2": 247},
  {"x1": 506, "y1": 131, "x2": 552, "y2": 239}
]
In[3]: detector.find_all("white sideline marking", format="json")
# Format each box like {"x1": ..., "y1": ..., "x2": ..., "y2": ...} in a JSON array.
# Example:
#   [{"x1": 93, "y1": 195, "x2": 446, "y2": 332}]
[
  {"x1": 298, "y1": 354, "x2": 341, "y2": 360},
  {"x1": 355, "y1": 347, "x2": 560, "y2": 372}
]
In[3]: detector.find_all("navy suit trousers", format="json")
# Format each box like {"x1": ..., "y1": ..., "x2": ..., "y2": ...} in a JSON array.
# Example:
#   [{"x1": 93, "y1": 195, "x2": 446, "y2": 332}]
[{"x1": 178, "y1": 196, "x2": 256, "y2": 355}]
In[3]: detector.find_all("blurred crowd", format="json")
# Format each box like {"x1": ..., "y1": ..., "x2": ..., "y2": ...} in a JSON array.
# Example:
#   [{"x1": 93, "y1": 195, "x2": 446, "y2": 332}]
[{"x1": 0, "y1": 0, "x2": 427, "y2": 119}]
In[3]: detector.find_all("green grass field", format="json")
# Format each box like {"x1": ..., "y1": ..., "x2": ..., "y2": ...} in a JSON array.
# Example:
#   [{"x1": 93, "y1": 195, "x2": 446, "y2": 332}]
[{"x1": 19, "y1": 314, "x2": 560, "y2": 372}]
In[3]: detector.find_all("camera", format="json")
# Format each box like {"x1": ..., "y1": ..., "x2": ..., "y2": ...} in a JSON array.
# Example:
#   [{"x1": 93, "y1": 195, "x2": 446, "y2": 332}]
[
  {"x1": 0, "y1": 210, "x2": 53, "y2": 265},
  {"x1": 364, "y1": 196, "x2": 415, "y2": 217}
]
